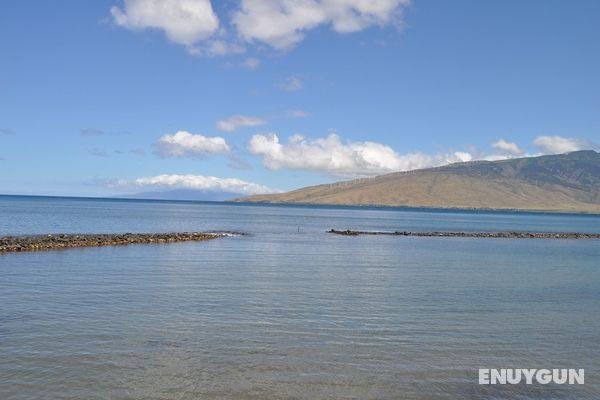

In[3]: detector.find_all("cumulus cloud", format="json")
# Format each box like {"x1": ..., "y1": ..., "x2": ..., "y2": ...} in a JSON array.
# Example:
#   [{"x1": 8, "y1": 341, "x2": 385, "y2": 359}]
[
  {"x1": 491, "y1": 139, "x2": 523, "y2": 156},
  {"x1": 233, "y1": 0, "x2": 410, "y2": 50},
  {"x1": 216, "y1": 115, "x2": 267, "y2": 132},
  {"x1": 110, "y1": 0, "x2": 219, "y2": 49},
  {"x1": 122, "y1": 174, "x2": 279, "y2": 195},
  {"x1": 155, "y1": 131, "x2": 230, "y2": 158},
  {"x1": 248, "y1": 133, "x2": 472, "y2": 177},
  {"x1": 111, "y1": 0, "x2": 410, "y2": 56},
  {"x1": 533, "y1": 135, "x2": 596, "y2": 154}
]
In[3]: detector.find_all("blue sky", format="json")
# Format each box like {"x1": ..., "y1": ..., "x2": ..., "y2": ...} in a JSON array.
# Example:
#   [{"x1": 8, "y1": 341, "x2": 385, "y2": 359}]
[{"x1": 1, "y1": 0, "x2": 599, "y2": 197}]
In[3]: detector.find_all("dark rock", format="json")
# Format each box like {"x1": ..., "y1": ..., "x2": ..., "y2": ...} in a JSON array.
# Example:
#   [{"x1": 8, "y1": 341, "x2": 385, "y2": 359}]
[
  {"x1": 0, "y1": 232, "x2": 240, "y2": 254},
  {"x1": 328, "y1": 229, "x2": 600, "y2": 240}
]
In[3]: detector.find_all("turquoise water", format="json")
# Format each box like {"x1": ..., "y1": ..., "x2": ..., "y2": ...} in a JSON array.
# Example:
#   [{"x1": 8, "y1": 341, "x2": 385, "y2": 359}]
[{"x1": 1, "y1": 195, "x2": 599, "y2": 399}]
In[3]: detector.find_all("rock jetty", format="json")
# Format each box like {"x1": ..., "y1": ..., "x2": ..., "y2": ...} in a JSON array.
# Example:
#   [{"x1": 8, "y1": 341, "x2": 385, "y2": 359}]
[
  {"x1": 0, "y1": 232, "x2": 229, "y2": 253},
  {"x1": 328, "y1": 229, "x2": 600, "y2": 239}
]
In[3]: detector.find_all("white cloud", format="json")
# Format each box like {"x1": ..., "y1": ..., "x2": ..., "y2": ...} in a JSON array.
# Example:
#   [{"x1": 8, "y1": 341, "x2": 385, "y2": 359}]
[
  {"x1": 452, "y1": 151, "x2": 473, "y2": 163},
  {"x1": 533, "y1": 135, "x2": 595, "y2": 154},
  {"x1": 248, "y1": 132, "x2": 473, "y2": 177},
  {"x1": 278, "y1": 76, "x2": 303, "y2": 91},
  {"x1": 216, "y1": 115, "x2": 267, "y2": 132},
  {"x1": 111, "y1": 0, "x2": 410, "y2": 56},
  {"x1": 289, "y1": 109, "x2": 311, "y2": 118},
  {"x1": 155, "y1": 131, "x2": 230, "y2": 157},
  {"x1": 491, "y1": 139, "x2": 523, "y2": 156},
  {"x1": 123, "y1": 174, "x2": 279, "y2": 195},
  {"x1": 110, "y1": 0, "x2": 219, "y2": 48},
  {"x1": 233, "y1": 0, "x2": 410, "y2": 50}
]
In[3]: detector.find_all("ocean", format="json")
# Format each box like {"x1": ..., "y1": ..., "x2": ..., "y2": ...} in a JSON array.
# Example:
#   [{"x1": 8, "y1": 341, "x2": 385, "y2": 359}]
[{"x1": 1, "y1": 195, "x2": 599, "y2": 399}]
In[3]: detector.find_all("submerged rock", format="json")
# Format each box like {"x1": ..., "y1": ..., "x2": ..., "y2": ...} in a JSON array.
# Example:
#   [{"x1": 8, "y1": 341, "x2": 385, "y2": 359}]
[{"x1": 327, "y1": 229, "x2": 600, "y2": 239}]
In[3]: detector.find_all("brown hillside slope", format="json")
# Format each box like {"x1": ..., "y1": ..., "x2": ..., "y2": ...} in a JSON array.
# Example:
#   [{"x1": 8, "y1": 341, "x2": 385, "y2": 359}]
[{"x1": 238, "y1": 151, "x2": 600, "y2": 213}]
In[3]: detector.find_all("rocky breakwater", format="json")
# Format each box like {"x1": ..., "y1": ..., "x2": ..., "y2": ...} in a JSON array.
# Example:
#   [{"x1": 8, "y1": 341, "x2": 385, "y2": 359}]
[
  {"x1": 0, "y1": 232, "x2": 230, "y2": 253},
  {"x1": 328, "y1": 229, "x2": 600, "y2": 239}
]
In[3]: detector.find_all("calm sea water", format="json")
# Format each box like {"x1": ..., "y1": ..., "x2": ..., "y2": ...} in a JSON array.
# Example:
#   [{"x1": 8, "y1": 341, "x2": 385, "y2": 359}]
[{"x1": 1, "y1": 195, "x2": 599, "y2": 399}]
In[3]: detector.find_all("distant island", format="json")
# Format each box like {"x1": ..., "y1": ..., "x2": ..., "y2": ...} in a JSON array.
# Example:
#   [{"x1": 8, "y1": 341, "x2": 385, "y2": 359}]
[{"x1": 236, "y1": 150, "x2": 600, "y2": 213}]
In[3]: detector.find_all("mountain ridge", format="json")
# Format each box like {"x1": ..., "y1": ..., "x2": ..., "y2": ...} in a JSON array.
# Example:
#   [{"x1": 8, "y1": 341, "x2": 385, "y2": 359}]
[{"x1": 236, "y1": 151, "x2": 600, "y2": 213}]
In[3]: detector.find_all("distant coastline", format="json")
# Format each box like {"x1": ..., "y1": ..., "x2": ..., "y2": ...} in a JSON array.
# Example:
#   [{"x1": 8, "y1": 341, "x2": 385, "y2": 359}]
[
  {"x1": 2, "y1": 193, "x2": 600, "y2": 217},
  {"x1": 232, "y1": 199, "x2": 600, "y2": 216}
]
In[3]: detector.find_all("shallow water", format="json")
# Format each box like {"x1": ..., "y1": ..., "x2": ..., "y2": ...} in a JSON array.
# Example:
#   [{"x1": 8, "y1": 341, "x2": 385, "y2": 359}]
[{"x1": 1, "y1": 196, "x2": 599, "y2": 399}]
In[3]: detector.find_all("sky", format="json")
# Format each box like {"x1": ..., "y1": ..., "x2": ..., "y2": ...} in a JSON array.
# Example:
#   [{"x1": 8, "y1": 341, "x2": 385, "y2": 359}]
[{"x1": 1, "y1": 0, "x2": 599, "y2": 197}]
